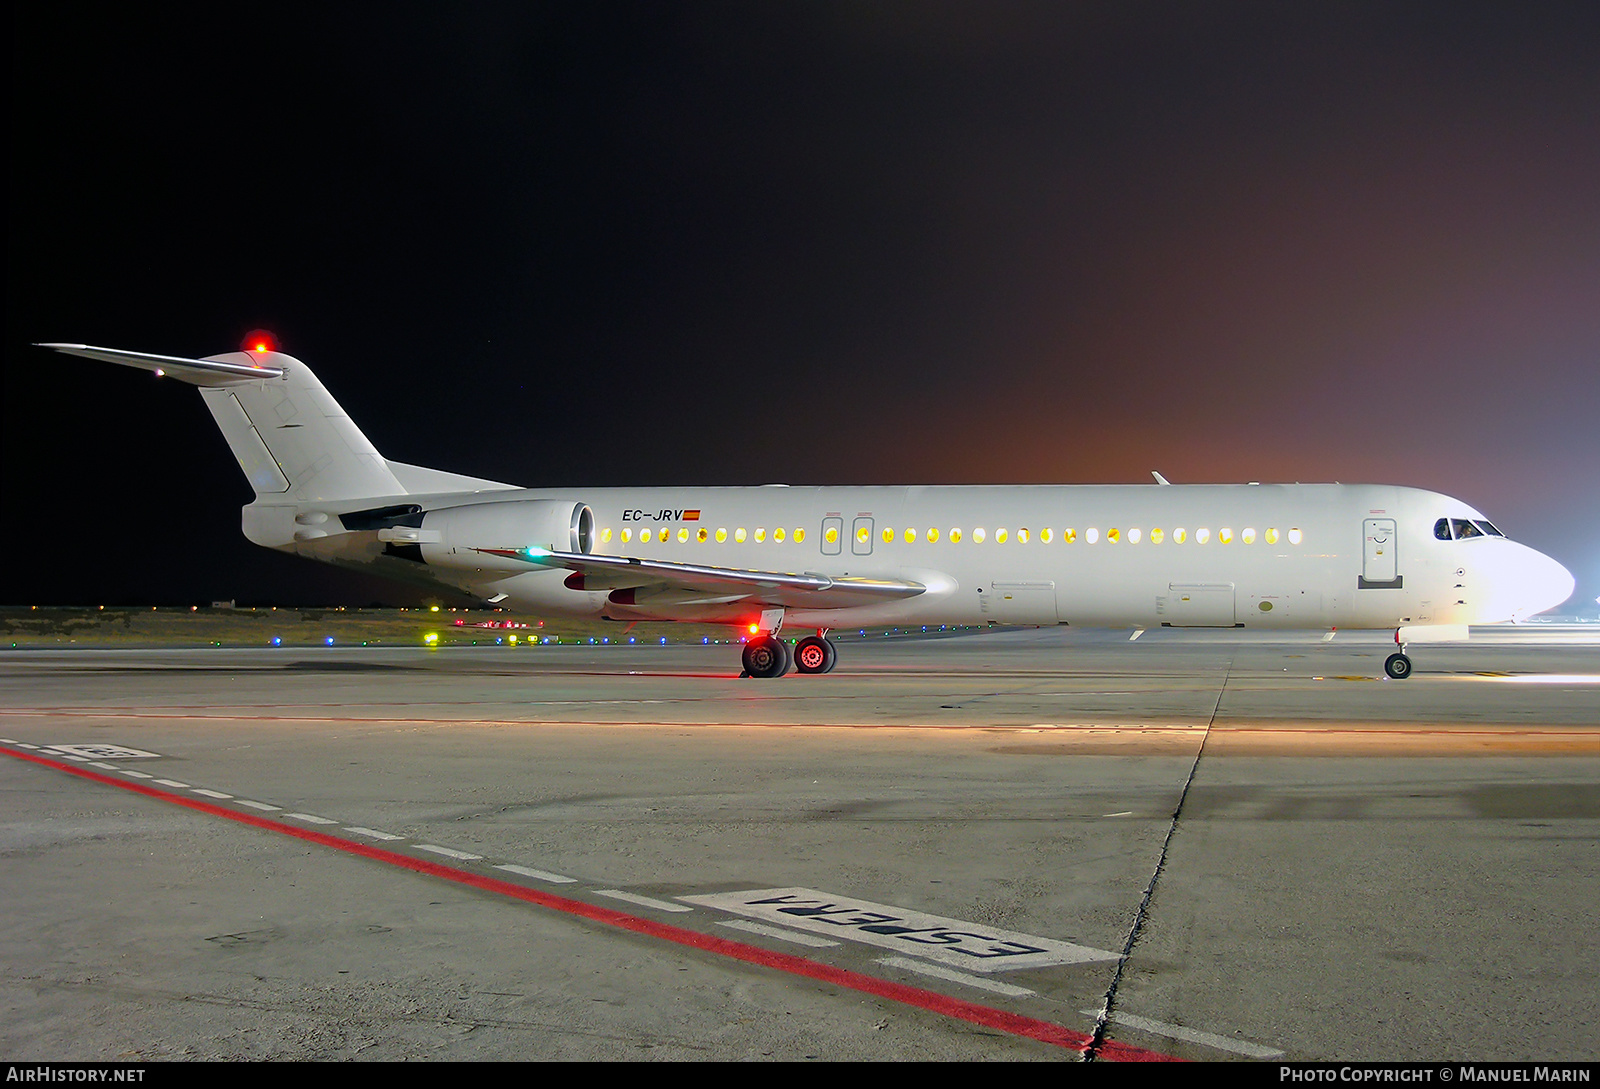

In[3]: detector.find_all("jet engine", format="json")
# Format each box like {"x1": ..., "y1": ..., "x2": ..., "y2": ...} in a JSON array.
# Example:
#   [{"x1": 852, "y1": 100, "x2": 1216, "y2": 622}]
[{"x1": 413, "y1": 500, "x2": 594, "y2": 574}]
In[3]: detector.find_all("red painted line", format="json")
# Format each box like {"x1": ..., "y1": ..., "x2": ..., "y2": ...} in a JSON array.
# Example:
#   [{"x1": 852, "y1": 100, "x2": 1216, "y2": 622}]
[{"x1": 4, "y1": 745, "x2": 1178, "y2": 1061}]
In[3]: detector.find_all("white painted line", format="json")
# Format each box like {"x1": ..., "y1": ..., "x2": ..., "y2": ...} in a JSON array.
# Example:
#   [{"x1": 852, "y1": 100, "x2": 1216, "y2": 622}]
[
  {"x1": 153, "y1": 779, "x2": 189, "y2": 788},
  {"x1": 192, "y1": 789, "x2": 233, "y2": 799},
  {"x1": 16, "y1": 743, "x2": 39, "y2": 749},
  {"x1": 346, "y1": 826, "x2": 405, "y2": 842},
  {"x1": 1102, "y1": 811, "x2": 1133, "y2": 817},
  {"x1": 120, "y1": 770, "x2": 154, "y2": 779},
  {"x1": 59, "y1": 755, "x2": 89, "y2": 762},
  {"x1": 0, "y1": 738, "x2": 14, "y2": 743},
  {"x1": 879, "y1": 956, "x2": 1035, "y2": 997},
  {"x1": 1322, "y1": 631, "x2": 1338, "y2": 642},
  {"x1": 596, "y1": 889, "x2": 694, "y2": 913},
  {"x1": 495, "y1": 863, "x2": 577, "y2": 884},
  {"x1": 1129, "y1": 629, "x2": 1144, "y2": 641},
  {"x1": 1082, "y1": 1009, "x2": 1284, "y2": 1059},
  {"x1": 237, "y1": 800, "x2": 281, "y2": 811},
  {"x1": 285, "y1": 812, "x2": 336, "y2": 824},
  {"x1": 417, "y1": 844, "x2": 484, "y2": 861},
  {"x1": 89, "y1": 761, "x2": 118, "y2": 769},
  {"x1": 719, "y1": 919, "x2": 840, "y2": 948}
]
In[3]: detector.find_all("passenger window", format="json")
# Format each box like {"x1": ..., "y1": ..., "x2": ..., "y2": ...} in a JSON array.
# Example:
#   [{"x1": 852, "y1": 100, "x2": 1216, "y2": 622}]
[{"x1": 1435, "y1": 518, "x2": 1452, "y2": 541}]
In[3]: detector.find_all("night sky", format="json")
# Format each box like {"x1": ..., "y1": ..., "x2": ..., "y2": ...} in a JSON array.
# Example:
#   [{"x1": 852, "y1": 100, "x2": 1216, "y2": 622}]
[{"x1": 7, "y1": 3, "x2": 1599, "y2": 611}]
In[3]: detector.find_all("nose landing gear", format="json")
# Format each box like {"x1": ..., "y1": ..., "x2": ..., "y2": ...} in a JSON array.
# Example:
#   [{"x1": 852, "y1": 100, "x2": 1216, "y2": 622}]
[{"x1": 1384, "y1": 629, "x2": 1413, "y2": 679}]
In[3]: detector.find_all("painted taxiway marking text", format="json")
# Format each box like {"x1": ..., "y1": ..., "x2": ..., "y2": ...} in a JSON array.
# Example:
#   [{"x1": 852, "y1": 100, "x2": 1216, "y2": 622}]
[
  {"x1": 49, "y1": 744, "x2": 162, "y2": 760},
  {"x1": 685, "y1": 887, "x2": 1120, "y2": 973}
]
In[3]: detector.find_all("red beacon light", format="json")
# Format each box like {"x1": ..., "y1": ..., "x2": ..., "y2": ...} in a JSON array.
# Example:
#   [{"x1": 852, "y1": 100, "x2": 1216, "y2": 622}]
[{"x1": 242, "y1": 329, "x2": 278, "y2": 354}]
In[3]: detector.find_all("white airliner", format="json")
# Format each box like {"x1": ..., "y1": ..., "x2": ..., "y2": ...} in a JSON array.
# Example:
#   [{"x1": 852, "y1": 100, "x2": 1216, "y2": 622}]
[{"x1": 40, "y1": 341, "x2": 1575, "y2": 679}]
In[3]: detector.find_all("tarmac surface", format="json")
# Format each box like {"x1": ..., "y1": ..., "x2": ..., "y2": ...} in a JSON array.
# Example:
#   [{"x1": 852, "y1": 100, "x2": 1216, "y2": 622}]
[{"x1": 2, "y1": 625, "x2": 1596, "y2": 1061}]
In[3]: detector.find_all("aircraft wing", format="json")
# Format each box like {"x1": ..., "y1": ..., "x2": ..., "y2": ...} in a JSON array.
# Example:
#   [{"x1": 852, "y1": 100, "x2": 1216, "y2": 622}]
[{"x1": 504, "y1": 549, "x2": 926, "y2": 609}]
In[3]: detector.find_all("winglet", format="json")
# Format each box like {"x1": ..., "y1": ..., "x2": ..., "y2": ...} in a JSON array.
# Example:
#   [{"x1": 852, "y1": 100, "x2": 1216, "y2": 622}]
[{"x1": 1152, "y1": 471, "x2": 1172, "y2": 485}]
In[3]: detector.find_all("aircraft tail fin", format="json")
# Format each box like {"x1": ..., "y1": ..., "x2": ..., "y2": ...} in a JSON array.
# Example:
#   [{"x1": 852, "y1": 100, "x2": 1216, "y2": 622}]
[{"x1": 39, "y1": 343, "x2": 406, "y2": 502}]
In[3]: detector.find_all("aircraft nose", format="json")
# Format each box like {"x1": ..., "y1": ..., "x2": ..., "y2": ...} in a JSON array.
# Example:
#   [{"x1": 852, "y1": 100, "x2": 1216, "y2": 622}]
[{"x1": 1505, "y1": 545, "x2": 1576, "y2": 621}]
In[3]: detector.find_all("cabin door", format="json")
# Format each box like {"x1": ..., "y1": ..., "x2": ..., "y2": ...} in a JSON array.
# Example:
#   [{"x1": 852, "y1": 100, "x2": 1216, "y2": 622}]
[{"x1": 1361, "y1": 518, "x2": 1401, "y2": 587}]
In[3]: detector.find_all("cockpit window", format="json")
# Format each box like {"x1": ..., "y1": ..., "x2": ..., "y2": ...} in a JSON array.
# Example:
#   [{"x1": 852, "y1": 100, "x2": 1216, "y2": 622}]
[{"x1": 1436, "y1": 516, "x2": 1508, "y2": 541}]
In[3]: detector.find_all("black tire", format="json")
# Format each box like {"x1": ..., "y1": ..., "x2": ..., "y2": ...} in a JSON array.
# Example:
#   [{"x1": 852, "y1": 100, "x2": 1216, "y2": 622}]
[
  {"x1": 1384, "y1": 652, "x2": 1413, "y2": 680},
  {"x1": 742, "y1": 635, "x2": 788, "y2": 678},
  {"x1": 795, "y1": 636, "x2": 835, "y2": 674}
]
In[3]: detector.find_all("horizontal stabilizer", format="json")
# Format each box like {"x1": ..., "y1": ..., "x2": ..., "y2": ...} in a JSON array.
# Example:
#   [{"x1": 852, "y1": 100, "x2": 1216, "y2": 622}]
[{"x1": 36, "y1": 343, "x2": 284, "y2": 385}]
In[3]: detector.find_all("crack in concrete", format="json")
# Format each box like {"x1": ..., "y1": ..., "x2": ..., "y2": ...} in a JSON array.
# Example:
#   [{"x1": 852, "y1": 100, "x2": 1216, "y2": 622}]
[{"x1": 1084, "y1": 660, "x2": 1232, "y2": 1062}]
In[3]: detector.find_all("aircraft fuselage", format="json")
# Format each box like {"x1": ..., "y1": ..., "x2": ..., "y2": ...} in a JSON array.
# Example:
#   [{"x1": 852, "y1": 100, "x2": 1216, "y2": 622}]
[{"x1": 258, "y1": 482, "x2": 1566, "y2": 633}]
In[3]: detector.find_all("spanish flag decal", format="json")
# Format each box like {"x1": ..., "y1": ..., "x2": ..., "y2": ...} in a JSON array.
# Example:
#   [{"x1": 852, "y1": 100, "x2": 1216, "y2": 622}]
[{"x1": 683, "y1": 510, "x2": 701, "y2": 521}]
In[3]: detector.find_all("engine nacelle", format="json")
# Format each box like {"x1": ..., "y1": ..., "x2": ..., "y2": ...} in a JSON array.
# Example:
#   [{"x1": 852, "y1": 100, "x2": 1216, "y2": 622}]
[{"x1": 418, "y1": 500, "x2": 594, "y2": 573}]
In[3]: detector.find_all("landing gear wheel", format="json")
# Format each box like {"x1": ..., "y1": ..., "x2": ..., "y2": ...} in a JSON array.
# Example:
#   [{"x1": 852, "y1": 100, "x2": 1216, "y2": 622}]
[
  {"x1": 742, "y1": 635, "x2": 791, "y2": 678},
  {"x1": 1384, "y1": 652, "x2": 1413, "y2": 680},
  {"x1": 794, "y1": 635, "x2": 837, "y2": 674}
]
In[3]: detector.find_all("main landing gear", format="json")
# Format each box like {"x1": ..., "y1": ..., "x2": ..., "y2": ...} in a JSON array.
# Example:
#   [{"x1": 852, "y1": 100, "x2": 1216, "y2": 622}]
[
  {"x1": 740, "y1": 617, "x2": 837, "y2": 679},
  {"x1": 741, "y1": 634, "x2": 791, "y2": 678},
  {"x1": 793, "y1": 634, "x2": 838, "y2": 674}
]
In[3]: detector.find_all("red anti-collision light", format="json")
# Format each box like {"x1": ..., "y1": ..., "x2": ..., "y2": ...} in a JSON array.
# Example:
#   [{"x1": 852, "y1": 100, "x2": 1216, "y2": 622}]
[{"x1": 242, "y1": 329, "x2": 278, "y2": 354}]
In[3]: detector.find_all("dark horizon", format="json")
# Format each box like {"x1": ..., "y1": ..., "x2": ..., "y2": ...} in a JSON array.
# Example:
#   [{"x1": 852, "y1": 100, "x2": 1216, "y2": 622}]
[{"x1": 7, "y1": 4, "x2": 1598, "y2": 612}]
